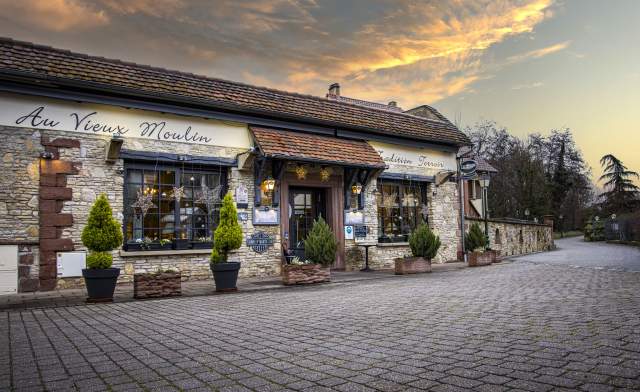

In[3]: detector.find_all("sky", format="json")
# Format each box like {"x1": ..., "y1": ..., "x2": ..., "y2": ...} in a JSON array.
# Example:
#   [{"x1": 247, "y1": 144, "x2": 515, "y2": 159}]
[{"x1": 0, "y1": 0, "x2": 638, "y2": 184}]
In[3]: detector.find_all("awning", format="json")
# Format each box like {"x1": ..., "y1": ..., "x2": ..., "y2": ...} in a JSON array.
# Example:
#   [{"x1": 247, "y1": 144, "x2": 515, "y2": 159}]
[{"x1": 250, "y1": 126, "x2": 386, "y2": 169}]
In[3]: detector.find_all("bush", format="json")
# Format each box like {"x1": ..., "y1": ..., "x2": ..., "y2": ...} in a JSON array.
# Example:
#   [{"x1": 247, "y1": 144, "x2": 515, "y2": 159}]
[
  {"x1": 304, "y1": 217, "x2": 338, "y2": 266},
  {"x1": 465, "y1": 222, "x2": 486, "y2": 252},
  {"x1": 81, "y1": 194, "x2": 122, "y2": 269},
  {"x1": 86, "y1": 252, "x2": 113, "y2": 269},
  {"x1": 211, "y1": 193, "x2": 243, "y2": 263},
  {"x1": 408, "y1": 224, "x2": 441, "y2": 260}
]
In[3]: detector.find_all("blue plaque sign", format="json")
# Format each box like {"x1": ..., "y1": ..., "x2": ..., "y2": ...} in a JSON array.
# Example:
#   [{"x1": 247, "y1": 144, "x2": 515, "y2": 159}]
[{"x1": 246, "y1": 231, "x2": 274, "y2": 253}]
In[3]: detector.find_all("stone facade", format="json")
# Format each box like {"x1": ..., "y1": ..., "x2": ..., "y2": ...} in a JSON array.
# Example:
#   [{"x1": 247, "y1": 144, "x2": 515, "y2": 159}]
[{"x1": 464, "y1": 217, "x2": 554, "y2": 257}]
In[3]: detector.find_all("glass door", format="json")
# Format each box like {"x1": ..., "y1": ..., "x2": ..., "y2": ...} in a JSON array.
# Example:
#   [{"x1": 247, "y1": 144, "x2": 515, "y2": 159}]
[{"x1": 288, "y1": 187, "x2": 326, "y2": 257}]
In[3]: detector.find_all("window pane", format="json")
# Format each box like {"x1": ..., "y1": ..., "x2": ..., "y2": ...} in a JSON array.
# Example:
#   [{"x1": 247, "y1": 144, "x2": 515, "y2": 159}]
[
  {"x1": 144, "y1": 214, "x2": 159, "y2": 228},
  {"x1": 144, "y1": 229, "x2": 158, "y2": 240},
  {"x1": 159, "y1": 170, "x2": 175, "y2": 185},
  {"x1": 144, "y1": 171, "x2": 158, "y2": 185},
  {"x1": 127, "y1": 170, "x2": 142, "y2": 184}
]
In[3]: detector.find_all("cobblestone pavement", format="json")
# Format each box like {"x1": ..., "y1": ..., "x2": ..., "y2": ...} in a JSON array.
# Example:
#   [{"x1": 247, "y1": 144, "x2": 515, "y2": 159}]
[
  {"x1": 513, "y1": 236, "x2": 640, "y2": 271},
  {"x1": 2, "y1": 262, "x2": 640, "y2": 392}
]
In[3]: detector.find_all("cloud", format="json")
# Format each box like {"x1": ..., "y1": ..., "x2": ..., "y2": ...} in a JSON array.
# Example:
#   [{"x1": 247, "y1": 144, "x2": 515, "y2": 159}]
[
  {"x1": 507, "y1": 40, "x2": 571, "y2": 63},
  {"x1": 0, "y1": 0, "x2": 109, "y2": 32},
  {"x1": 0, "y1": 0, "x2": 558, "y2": 109},
  {"x1": 512, "y1": 81, "x2": 544, "y2": 90}
]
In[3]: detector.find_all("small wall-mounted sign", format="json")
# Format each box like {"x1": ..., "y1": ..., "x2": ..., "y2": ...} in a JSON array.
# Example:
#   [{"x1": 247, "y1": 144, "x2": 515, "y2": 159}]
[
  {"x1": 247, "y1": 231, "x2": 275, "y2": 253},
  {"x1": 235, "y1": 184, "x2": 249, "y2": 209},
  {"x1": 354, "y1": 225, "x2": 368, "y2": 238},
  {"x1": 460, "y1": 159, "x2": 477, "y2": 179},
  {"x1": 344, "y1": 225, "x2": 354, "y2": 240},
  {"x1": 237, "y1": 212, "x2": 249, "y2": 222},
  {"x1": 253, "y1": 206, "x2": 280, "y2": 225},
  {"x1": 344, "y1": 210, "x2": 365, "y2": 225}
]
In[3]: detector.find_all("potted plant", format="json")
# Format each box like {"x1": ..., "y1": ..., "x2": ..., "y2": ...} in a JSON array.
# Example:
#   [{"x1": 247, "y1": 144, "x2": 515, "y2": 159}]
[
  {"x1": 81, "y1": 194, "x2": 123, "y2": 302},
  {"x1": 210, "y1": 193, "x2": 243, "y2": 292},
  {"x1": 395, "y1": 224, "x2": 440, "y2": 274},
  {"x1": 283, "y1": 217, "x2": 337, "y2": 285},
  {"x1": 150, "y1": 238, "x2": 172, "y2": 250},
  {"x1": 134, "y1": 268, "x2": 182, "y2": 299},
  {"x1": 192, "y1": 236, "x2": 213, "y2": 249},
  {"x1": 465, "y1": 223, "x2": 495, "y2": 266}
]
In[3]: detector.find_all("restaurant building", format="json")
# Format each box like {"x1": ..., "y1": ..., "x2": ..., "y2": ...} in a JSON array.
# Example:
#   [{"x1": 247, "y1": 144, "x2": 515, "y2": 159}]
[{"x1": 0, "y1": 38, "x2": 471, "y2": 293}]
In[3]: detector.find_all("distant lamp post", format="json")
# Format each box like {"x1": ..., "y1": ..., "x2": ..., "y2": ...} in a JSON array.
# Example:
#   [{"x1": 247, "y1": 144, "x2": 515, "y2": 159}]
[
  {"x1": 479, "y1": 176, "x2": 491, "y2": 249},
  {"x1": 524, "y1": 208, "x2": 530, "y2": 220},
  {"x1": 559, "y1": 214, "x2": 564, "y2": 238}
]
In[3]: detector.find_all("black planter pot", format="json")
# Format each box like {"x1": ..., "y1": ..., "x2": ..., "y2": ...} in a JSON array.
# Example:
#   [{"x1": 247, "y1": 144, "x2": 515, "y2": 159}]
[
  {"x1": 210, "y1": 262, "x2": 240, "y2": 292},
  {"x1": 82, "y1": 268, "x2": 120, "y2": 302}
]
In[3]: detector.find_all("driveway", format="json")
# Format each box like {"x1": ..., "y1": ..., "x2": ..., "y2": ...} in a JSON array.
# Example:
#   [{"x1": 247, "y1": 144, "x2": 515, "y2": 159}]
[
  {"x1": 2, "y1": 261, "x2": 640, "y2": 391},
  {"x1": 512, "y1": 236, "x2": 640, "y2": 271}
]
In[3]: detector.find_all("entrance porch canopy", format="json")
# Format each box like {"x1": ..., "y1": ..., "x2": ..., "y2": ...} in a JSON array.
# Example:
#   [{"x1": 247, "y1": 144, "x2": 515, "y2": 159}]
[{"x1": 249, "y1": 126, "x2": 386, "y2": 208}]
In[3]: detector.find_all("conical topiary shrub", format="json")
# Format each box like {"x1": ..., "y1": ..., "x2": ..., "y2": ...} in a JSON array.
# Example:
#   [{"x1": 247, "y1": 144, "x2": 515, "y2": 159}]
[
  {"x1": 465, "y1": 222, "x2": 486, "y2": 252},
  {"x1": 304, "y1": 217, "x2": 338, "y2": 266},
  {"x1": 81, "y1": 194, "x2": 123, "y2": 268},
  {"x1": 210, "y1": 193, "x2": 243, "y2": 264},
  {"x1": 408, "y1": 224, "x2": 441, "y2": 260}
]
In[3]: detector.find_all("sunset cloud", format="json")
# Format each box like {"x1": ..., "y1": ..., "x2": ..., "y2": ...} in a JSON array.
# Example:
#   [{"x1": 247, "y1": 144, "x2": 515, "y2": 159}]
[
  {"x1": 507, "y1": 40, "x2": 571, "y2": 63},
  {"x1": 0, "y1": 0, "x2": 109, "y2": 32},
  {"x1": 0, "y1": 0, "x2": 557, "y2": 108}
]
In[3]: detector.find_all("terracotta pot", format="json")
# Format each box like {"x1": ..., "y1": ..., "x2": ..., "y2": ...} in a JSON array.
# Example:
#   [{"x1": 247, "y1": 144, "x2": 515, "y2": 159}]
[
  {"x1": 395, "y1": 257, "x2": 432, "y2": 275},
  {"x1": 467, "y1": 250, "x2": 496, "y2": 267}
]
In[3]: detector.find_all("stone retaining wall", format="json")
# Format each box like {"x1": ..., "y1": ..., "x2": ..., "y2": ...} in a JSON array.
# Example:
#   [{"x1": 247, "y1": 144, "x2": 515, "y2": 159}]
[{"x1": 464, "y1": 217, "x2": 554, "y2": 257}]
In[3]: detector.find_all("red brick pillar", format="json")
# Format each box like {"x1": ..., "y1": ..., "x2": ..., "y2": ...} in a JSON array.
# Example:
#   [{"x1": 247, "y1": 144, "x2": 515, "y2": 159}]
[{"x1": 38, "y1": 137, "x2": 80, "y2": 291}]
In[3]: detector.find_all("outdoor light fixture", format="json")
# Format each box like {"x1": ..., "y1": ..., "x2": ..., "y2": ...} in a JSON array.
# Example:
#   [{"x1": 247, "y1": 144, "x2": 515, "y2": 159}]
[
  {"x1": 295, "y1": 164, "x2": 307, "y2": 180},
  {"x1": 351, "y1": 182, "x2": 363, "y2": 195},
  {"x1": 611, "y1": 214, "x2": 617, "y2": 220},
  {"x1": 263, "y1": 176, "x2": 276, "y2": 192},
  {"x1": 524, "y1": 208, "x2": 530, "y2": 218},
  {"x1": 479, "y1": 176, "x2": 490, "y2": 188},
  {"x1": 105, "y1": 134, "x2": 124, "y2": 163},
  {"x1": 39, "y1": 151, "x2": 55, "y2": 160}
]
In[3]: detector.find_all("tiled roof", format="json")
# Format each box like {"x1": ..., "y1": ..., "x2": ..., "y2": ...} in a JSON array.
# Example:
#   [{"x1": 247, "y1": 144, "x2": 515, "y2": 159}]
[
  {"x1": 0, "y1": 38, "x2": 470, "y2": 147},
  {"x1": 250, "y1": 127, "x2": 386, "y2": 168}
]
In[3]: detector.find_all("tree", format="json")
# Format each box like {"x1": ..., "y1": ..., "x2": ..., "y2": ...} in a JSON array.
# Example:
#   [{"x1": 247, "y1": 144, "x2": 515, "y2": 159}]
[
  {"x1": 599, "y1": 154, "x2": 639, "y2": 213},
  {"x1": 465, "y1": 223, "x2": 486, "y2": 252},
  {"x1": 81, "y1": 194, "x2": 123, "y2": 269},
  {"x1": 408, "y1": 224, "x2": 441, "y2": 260},
  {"x1": 210, "y1": 193, "x2": 243, "y2": 263},
  {"x1": 304, "y1": 217, "x2": 337, "y2": 266}
]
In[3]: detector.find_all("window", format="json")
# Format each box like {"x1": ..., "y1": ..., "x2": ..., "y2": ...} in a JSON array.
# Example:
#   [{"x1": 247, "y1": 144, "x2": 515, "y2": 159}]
[
  {"x1": 377, "y1": 181, "x2": 428, "y2": 242},
  {"x1": 123, "y1": 163, "x2": 226, "y2": 250}
]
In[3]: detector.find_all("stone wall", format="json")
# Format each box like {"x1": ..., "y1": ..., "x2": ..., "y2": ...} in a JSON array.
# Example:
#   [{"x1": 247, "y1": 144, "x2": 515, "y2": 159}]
[{"x1": 464, "y1": 217, "x2": 554, "y2": 257}]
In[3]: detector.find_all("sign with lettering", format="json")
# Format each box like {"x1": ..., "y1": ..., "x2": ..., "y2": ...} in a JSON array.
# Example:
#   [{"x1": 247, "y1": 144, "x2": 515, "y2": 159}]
[
  {"x1": 344, "y1": 225, "x2": 354, "y2": 240},
  {"x1": 235, "y1": 184, "x2": 249, "y2": 208},
  {"x1": 253, "y1": 207, "x2": 280, "y2": 225},
  {"x1": 247, "y1": 231, "x2": 275, "y2": 253},
  {"x1": 354, "y1": 225, "x2": 368, "y2": 238},
  {"x1": 368, "y1": 141, "x2": 456, "y2": 174},
  {"x1": 344, "y1": 210, "x2": 365, "y2": 225},
  {"x1": 0, "y1": 92, "x2": 251, "y2": 148}
]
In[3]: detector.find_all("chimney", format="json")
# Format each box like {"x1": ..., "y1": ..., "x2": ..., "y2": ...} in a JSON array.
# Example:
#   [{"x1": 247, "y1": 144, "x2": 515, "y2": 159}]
[
  {"x1": 388, "y1": 101, "x2": 397, "y2": 107},
  {"x1": 328, "y1": 83, "x2": 340, "y2": 97}
]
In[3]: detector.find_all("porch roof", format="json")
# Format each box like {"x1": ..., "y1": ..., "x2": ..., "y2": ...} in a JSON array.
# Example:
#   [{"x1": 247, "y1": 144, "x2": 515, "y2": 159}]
[{"x1": 250, "y1": 126, "x2": 386, "y2": 169}]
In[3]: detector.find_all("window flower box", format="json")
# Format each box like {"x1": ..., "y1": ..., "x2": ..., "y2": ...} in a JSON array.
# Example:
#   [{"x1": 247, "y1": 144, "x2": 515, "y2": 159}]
[
  {"x1": 191, "y1": 241, "x2": 213, "y2": 250},
  {"x1": 282, "y1": 264, "x2": 330, "y2": 285},
  {"x1": 133, "y1": 271, "x2": 182, "y2": 299},
  {"x1": 173, "y1": 239, "x2": 190, "y2": 250},
  {"x1": 394, "y1": 256, "x2": 432, "y2": 274}
]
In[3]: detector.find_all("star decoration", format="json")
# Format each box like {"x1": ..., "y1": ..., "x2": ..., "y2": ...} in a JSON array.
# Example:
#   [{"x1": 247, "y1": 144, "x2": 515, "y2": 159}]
[
  {"x1": 196, "y1": 184, "x2": 223, "y2": 213},
  {"x1": 171, "y1": 186, "x2": 185, "y2": 203},
  {"x1": 131, "y1": 188, "x2": 156, "y2": 216}
]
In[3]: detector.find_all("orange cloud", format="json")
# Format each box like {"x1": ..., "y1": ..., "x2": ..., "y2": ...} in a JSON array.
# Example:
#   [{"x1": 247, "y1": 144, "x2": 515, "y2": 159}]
[
  {"x1": 0, "y1": 0, "x2": 109, "y2": 31},
  {"x1": 507, "y1": 41, "x2": 571, "y2": 63}
]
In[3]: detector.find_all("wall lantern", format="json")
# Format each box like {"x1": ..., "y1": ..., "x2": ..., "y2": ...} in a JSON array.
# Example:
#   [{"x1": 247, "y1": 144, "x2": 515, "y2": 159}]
[
  {"x1": 611, "y1": 213, "x2": 617, "y2": 220},
  {"x1": 295, "y1": 164, "x2": 307, "y2": 180},
  {"x1": 105, "y1": 134, "x2": 124, "y2": 163},
  {"x1": 351, "y1": 182, "x2": 363, "y2": 195},
  {"x1": 39, "y1": 151, "x2": 55, "y2": 160},
  {"x1": 263, "y1": 176, "x2": 276, "y2": 193},
  {"x1": 479, "y1": 176, "x2": 491, "y2": 188}
]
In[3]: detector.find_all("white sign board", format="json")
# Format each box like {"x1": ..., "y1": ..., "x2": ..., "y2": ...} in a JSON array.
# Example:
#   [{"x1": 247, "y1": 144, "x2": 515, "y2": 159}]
[
  {"x1": 344, "y1": 225, "x2": 354, "y2": 240},
  {"x1": 369, "y1": 141, "x2": 457, "y2": 173},
  {"x1": 0, "y1": 92, "x2": 252, "y2": 148},
  {"x1": 235, "y1": 184, "x2": 249, "y2": 205}
]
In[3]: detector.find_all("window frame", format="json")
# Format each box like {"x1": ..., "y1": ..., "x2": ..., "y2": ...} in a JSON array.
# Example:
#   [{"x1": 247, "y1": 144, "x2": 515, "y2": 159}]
[
  {"x1": 377, "y1": 180, "x2": 429, "y2": 243},
  {"x1": 122, "y1": 161, "x2": 228, "y2": 251}
]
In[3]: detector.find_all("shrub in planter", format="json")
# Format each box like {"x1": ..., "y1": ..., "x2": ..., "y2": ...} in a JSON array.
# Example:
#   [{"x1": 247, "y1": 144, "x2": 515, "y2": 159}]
[
  {"x1": 283, "y1": 218, "x2": 337, "y2": 285},
  {"x1": 210, "y1": 193, "x2": 242, "y2": 292},
  {"x1": 81, "y1": 194, "x2": 123, "y2": 302},
  {"x1": 395, "y1": 224, "x2": 440, "y2": 274},
  {"x1": 465, "y1": 222, "x2": 495, "y2": 266}
]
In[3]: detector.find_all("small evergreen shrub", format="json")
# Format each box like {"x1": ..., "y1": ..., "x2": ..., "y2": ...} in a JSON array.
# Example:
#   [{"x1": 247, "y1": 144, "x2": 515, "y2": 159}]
[
  {"x1": 211, "y1": 193, "x2": 243, "y2": 264},
  {"x1": 465, "y1": 222, "x2": 486, "y2": 252},
  {"x1": 81, "y1": 194, "x2": 122, "y2": 269},
  {"x1": 86, "y1": 252, "x2": 113, "y2": 269},
  {"x1": 408, "y1": 224, "x2": 441, "y2": 260},
  {"x1": 304, "y1": 217, "x2": 338, "y2": 266}
]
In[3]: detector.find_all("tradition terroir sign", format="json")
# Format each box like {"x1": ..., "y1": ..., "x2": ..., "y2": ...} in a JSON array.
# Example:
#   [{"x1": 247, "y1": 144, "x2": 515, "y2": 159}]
[{"x1": 246, "y1": 231, "x2": 275, "y2": 253}]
